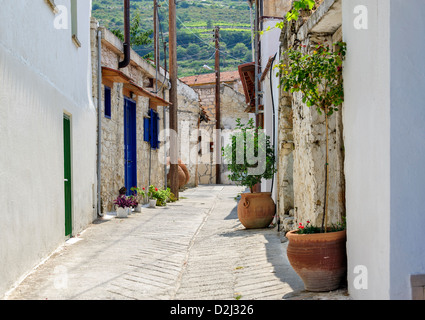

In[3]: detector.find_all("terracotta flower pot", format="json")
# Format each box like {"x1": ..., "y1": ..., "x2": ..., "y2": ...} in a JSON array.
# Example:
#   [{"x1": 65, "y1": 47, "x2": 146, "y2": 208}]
[
  {"x1": 286, "y1": 229, "x2": 347, "y2": 292},
  {"x1": 179, "y1": 163, "x2": 190, "y2": 185},
  {"x1": 237, "y1": 192, "x2": 276, "y2": 229},
  {"x1": 167, "y1": 161, "x2": 189, "y2": 188}
]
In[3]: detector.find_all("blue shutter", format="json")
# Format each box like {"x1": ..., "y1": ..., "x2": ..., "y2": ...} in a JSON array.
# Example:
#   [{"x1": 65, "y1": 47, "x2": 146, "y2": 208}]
[
  {"x1": 153, "y1": 111, "x2": 159, "y2": 149},
  {"x1": 146, "y1": 109, "x2": 160, "y2": 149},
  {"x1": 143, "y1": 117, "x2": 150, "y2": 142},
  {"x1": 104, "y1": 86, "x2": 111, "y2": 119},
  {"x1": 149, "y1": 109, "x2": 155, "y2": 148}
]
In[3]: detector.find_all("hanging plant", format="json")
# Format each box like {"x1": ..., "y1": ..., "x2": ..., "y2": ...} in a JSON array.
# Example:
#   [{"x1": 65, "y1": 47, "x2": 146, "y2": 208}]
[{"x1": 276, "y1": 41, "x2": 346, "y2": 233}]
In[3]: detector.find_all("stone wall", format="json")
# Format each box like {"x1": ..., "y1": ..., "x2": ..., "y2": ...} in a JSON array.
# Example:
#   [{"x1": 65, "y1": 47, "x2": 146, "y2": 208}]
[
  {"x1": 277, "y1": 0, "x2": 345, "y2": 231},
  {"x1": 91, "y1": 19, "x2": 200, "y2": 212},
  {"x1": 190, "y1": 82, "x2": 249, "y2": 185},
  {"x1": 176, "y1": 79, "x2": 201, "y2": 188}
]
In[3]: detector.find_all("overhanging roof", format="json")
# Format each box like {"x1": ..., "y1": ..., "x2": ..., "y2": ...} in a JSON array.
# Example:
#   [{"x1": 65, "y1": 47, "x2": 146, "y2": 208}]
[
  {"x1": 102, "y1": 67, "x2": 171, "y2": 107},
  {"x1": 238, "y1": 62, "x2": 256, "y2": 112}
]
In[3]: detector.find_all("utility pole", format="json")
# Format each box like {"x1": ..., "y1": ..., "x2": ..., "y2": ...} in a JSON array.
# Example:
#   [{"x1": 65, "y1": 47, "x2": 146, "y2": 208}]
[
  {"x1": 215, "y1": 26, "x2": 221, "y2": 185},
  {"x1": 154, "y1": 0, "x2": 159, "y2": 92},
  {"x1": 248, "y1": 0, "x2": 255, "y2": 61},
  {"x1": 169, "y1": 0, "x2": 179, "y2": 198},
  {"x1": 254, "y1": 0, "x2": 259, "y2": 118}
]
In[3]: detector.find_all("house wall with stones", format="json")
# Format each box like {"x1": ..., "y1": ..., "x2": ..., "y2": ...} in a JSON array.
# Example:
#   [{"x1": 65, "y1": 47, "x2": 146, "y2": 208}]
[
  {"x1": 277, "y1": 0, "x2": 345, "y2": 231},
  {"x1": 175, "y1": 79, "x2": 202, "y2": 188},
  {"x1": 91, "y1": 19, "x2": 200, "y2": 213},
  {"x1": 180, "y1": 73, "x2": 249, "y2": 185}
]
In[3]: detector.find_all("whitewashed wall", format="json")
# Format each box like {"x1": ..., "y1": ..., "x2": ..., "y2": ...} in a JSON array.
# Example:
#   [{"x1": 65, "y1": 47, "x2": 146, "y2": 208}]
[
  {"x1": 388, "y1": 0, "x2": 425, "y2": 299},
  {"x1": 260, "y1": 18, "x2": 282, "y2": 201},
  {"x1": 343, "y1": 0, "x2": 425, "y2": 299},
  {"x1": 0, "y1": 0, "x2": 96, "y2": 297}
]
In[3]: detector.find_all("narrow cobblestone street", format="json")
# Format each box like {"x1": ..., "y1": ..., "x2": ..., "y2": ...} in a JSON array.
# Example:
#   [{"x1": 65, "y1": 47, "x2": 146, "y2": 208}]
[{"x1": 5, "y1": 186, "x2": 348, "y2": 301}]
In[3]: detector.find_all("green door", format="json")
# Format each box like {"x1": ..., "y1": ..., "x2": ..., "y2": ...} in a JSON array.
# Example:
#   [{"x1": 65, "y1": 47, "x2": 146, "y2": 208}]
[{"x1": 63, "y1": 115, "x2": 72, "y2": 237}]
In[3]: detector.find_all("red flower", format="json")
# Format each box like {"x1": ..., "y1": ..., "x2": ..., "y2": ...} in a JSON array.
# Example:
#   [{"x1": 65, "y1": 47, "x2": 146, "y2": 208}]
[
  {"x1": 299, "y1": 226, "x2": 305, "y2": 229},
  {"x1": 307, "y1": 220, "x2": 310, "y2": 224},
  {"x1": 155, "y1": 188, "x2": 158, "y2": 192},
  {"x1": 142, "y1": 187, "x2": 145, "y2": 190}
]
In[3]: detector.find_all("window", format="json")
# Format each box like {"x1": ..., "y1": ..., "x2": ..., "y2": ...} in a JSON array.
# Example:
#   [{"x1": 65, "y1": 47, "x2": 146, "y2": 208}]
[
  {"x1": 70, "y1": 0, "x2": 81, "y2": 47},
  {"x1": 143, "y1": 109, "x2": 160, "y2": 149},
  {"x1": 104, "y1": 86, "x2": 111, "y2": 119}
]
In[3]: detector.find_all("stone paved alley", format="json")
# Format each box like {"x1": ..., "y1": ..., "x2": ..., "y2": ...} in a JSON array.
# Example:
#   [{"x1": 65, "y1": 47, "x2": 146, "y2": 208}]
[{"x1": 5, "y1": 186, "x2": 349, "y2": 300}]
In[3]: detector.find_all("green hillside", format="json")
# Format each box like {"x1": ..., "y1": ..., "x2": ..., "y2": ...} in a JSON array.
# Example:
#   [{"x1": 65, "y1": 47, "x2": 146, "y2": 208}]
[{"x1": 92, "y1": 0, "x2": 253, "y2": 77}]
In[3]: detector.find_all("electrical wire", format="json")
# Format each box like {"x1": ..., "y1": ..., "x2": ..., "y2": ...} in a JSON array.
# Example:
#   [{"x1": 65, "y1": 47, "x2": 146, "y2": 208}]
[{"x1": 157, "y1": 0, "x2": 260, "y2": 68}]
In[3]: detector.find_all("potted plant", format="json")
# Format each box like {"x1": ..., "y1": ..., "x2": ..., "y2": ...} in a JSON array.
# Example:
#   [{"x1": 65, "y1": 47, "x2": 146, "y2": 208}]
[
  {"x1": 130, "y1": 186, "x2": 146, "y2": 212},
  {"x1": 276, "y1": 41, "x2": 347, "y2": 291},
  {"x1": 222, "y1": 118, "x2": 277, "y2": 229},
  {"x1": 147, "y1": 185, "x2": 168, "y2": 208},
  {"x1": 113, "y1": 195, "x2": 132, "y2": 218}
]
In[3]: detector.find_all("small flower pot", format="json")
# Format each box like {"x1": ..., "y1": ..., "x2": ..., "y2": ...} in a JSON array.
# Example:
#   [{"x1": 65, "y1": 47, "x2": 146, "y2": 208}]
[
  {"x1": 134, "y1": 204, "x2": 142, "y2": 213},
  {"x1": 149, "y1": 199, "x2": 157, "y2": 208},
  {"x1": 116, "y1": 207, "x2": 129, "y2": 218}
]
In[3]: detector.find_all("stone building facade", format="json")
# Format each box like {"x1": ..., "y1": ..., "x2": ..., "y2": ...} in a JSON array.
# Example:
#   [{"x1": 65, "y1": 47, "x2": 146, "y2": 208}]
[
  {"x1": 277, "y1": 0, "x2": 345, "y2": 231},
  {"x1": 180, "y1": 71, "x2": 249, "y2": 185},
  {"x1": 91, "y1": 18, "x2": 200, "y2": 213}
]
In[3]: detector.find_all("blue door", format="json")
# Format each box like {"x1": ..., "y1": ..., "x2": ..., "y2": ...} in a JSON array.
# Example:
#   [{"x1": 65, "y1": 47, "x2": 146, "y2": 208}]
[{"x1": 124, "y1": 97, "x2": 137, "y2": 195}]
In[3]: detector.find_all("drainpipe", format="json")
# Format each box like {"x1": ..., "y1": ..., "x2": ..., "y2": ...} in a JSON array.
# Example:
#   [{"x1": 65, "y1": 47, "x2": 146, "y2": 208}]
[
  {"x1": 269, "y1": 53, "x2": 277, "y2": 197},
  {"x1": 97, "y1": 28, "x2": 104, "y2": 217},
  {"x1": 119, "y1": 0, "x2": 131, "y2": 69},
  {"x1": 269, "y1": 53, "x2": 278, "y2": 230}
]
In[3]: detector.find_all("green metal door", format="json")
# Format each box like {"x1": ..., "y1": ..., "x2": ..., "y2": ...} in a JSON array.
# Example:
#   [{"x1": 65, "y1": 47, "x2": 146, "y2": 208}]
[{"x1": 63, "y1": 115, "x2": 72, "y2": 237}]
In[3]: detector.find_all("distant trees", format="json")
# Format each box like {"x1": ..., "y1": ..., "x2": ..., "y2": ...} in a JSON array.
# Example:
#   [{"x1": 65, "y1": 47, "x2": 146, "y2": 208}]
[
  {"x1": 231, "y1": 43, "x2": 248, "y2": 58},
  {"x1": 94, "y1": 0, "x2": 253, "y2": 76},
  {"x1": 112, "y1": 12, "x2": 153, "y2": 59}
]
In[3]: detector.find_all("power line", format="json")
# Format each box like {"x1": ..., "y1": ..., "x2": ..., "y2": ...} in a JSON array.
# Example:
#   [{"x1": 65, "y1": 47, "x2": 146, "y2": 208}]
[{"x1": 156, "y1": 0, "x2": 260, "y2": 76}]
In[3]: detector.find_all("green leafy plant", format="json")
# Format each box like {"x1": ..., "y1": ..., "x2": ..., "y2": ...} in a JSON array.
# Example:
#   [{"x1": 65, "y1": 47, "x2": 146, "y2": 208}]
[
  {"x1": 222, "y1": 118, "x2": 276, "y2": 193},
  {"x1": 112, "y1": 12, "x2": 153, "y2": 60},
  {"x1": 297, "y1": 217, "x2": 346, "y2": 234},
  {"x1": 147, "y1": 185, "x2": 176, "y2": 207},
  {"x1": 130, "y1": 186, "x2": 146, "y2": 204},
  {"x1": 276, "y1": 42, "x2": 346, "y2": 233},
  {"x1": 286, "y1": 0, "x2": 316, "y2": 22}
]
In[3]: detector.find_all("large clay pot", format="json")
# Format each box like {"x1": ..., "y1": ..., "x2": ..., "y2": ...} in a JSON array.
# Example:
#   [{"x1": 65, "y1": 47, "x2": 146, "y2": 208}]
[
  {"x1": 237, "y1": 192, "x2": 276, "y2": 229},
  {"x1": 179, "y1": 163, "x2": 190, "y2": 185},
  {"x1": 167, "y1": 165, "x2": 187, "y2": 188},
  {"x1": 166, "y1": 158, "x2": 190, "y2": 188},
  {"x1": 286, "y1": 229, "x2": 347, "y2": 292}
]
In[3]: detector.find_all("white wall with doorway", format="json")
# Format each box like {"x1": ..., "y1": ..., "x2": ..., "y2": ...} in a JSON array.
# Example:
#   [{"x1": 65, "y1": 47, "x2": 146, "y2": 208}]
[{"x1": 0, "y1": 0, "x2": 97, "y2": 298}]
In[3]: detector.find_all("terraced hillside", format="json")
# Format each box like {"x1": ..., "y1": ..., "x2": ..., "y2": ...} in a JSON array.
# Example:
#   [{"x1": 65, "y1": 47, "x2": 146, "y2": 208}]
[{"x1": 92, "y1": 0, "x2": 253, "y2": 77}]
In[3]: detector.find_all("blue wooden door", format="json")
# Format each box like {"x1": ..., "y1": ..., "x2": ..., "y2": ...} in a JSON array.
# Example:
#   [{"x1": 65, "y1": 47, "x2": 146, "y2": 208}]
[{"x1": 124, "y1": 97, "x2": 137, "y2": 195}]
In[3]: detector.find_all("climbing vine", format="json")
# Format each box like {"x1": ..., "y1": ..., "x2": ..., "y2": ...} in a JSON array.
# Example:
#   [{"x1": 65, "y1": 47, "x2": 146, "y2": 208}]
[
  {"x1": 286, "y1": 0, "x2": 316, "y2": 22},
  {"x1": 276, "y1": 42, "x2": 346, "y2": 232},
  {"x1": 277, "y1": 42, "x2": 346, "y2": 116}
]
